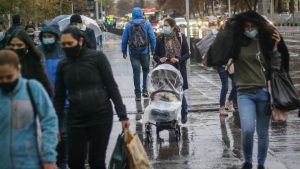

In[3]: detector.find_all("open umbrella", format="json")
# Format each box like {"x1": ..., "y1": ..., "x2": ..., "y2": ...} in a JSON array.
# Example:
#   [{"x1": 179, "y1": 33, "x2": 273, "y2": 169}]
[
  {"x1": 47, "y1": 15, "x2": 69, "y2": 27},
  {"x1": 58, "y1": 15, "x2": 101, "y2": 37}
]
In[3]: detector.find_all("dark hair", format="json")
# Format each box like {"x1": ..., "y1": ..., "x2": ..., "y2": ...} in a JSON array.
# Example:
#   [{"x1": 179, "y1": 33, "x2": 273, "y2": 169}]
[
  {"x1": 0, "y1": 49, "x2": 20, "y2": 68},
  {"x1": 7, "y1": 30, "x2": 42, "y2": 60},
  {"x1": 25, "y1": 24, "x2": 35, "y2": 31},
  {"x1": 70, "y1": 14, "x2": 82, "y2": 23},
  {"x1": 12, "y1": 15, "x2": 21, "y2": 24},
  {"x1": 164, "y1": 18, "x2": 181, "y2": 32},
  {"x1": 62, "y1": 26, "x2": 85, "y2": 44},
  {"x1": 7, "y1": 30, "x2": 53, "y2": 97}
]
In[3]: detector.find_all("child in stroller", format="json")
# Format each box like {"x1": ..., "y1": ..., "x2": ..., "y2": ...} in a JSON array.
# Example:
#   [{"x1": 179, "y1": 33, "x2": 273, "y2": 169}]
[{"x1": 143, "y1": 64, "x2": 184, "y2": 141}]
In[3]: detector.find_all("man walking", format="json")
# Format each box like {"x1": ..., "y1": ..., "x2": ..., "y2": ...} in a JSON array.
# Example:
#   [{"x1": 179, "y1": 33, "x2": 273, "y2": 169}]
[{"x1": 121, "y1": 7, "x2": 156, "y2": 101}]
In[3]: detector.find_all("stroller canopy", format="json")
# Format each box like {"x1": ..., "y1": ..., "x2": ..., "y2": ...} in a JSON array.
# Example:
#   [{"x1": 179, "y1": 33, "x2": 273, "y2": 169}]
[{"x1": 148, "y1": 64, "x2": 183, "y2": 95}]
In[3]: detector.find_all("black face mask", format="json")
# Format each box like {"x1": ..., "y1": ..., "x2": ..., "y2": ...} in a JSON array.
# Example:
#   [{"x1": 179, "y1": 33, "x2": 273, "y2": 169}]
[
  {"x1": 62, "y1": 44, "x2": 81, "y2": 58},
  {"x1": 14, "y1": 48, "x2": 28, "y2": 59},
  {"x1": 0, "y1": 79, "x2": 19, "y2": 94}
]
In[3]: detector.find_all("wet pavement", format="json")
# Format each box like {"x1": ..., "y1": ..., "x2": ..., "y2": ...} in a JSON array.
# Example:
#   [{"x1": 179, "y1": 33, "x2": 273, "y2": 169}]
[{"x1": 102, "y1": 32, "x2": 300, "y2": 169}]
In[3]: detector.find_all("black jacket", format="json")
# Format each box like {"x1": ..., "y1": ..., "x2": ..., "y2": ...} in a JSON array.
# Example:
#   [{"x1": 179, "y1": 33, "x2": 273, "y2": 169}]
[
  {"x1": 207, "y1": 11, "x2": 290, "y2": 74},
  {"x1": 154, "y1": 32, "x2": 190, "y2": 90},
  {"x1": 54, "y1": 48, "x2": 127, "y2": 127},
  {"x1": 83, "y1": 27, "x2": 97, "y2": 50}
]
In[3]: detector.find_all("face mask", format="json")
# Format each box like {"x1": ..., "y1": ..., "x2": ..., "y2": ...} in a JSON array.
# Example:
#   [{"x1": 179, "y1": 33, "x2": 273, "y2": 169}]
[
  {"x1": 62, "y1": 44, "x2": 81, "y2": 58},
  {"x1": 163, "y1": 26, "x2": 171, "y2": 35},
  {"x1": 0, "y1": 32, "x2": 5, "y2": 41},
  {"x1": 43, "y1": 38, "x2": 56, "y2": 45},
  {"x1": 244, "y1": 29, "x2": 258, "y2": 39},
  {"x1": 13, "y1": 48, "x2": 28, "y2": 59},
  {"x1": 0, "y1": 78, "x2": 19, "y2": 94}
]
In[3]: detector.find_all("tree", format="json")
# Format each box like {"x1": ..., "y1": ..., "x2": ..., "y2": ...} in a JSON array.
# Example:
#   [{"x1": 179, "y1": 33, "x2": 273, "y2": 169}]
[{"x1": 116, "y1": 0, "x2": 134, "y2": 16}]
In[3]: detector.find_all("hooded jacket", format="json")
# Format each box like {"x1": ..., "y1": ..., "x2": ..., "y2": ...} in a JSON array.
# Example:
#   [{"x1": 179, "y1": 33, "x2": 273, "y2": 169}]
[
  {"x1": 121, "y1": 7, "x2": 156, "y2": 56},
  {"x1": 38, "y1": 26, "x2": 65, "y2": 89},
  {"x1": 207, "y1": 11, "x2": 290, "y2": 73},
  {"x1": 0, "y1": 77, "x2": 58, "y2": 169}
]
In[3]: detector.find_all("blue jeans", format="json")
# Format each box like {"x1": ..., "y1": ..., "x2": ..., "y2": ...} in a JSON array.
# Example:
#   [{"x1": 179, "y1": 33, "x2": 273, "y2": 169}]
[
  {"x1": 130, "y1": 54, "x2": 150, "y2": 95},
  {"x1": 181, "y1": 94, "x2": 188, "y2": 117},
  {"x1": 237, "y1": 88, "x2": 271, "y2": 165},
  {"x1": 217, "y1": 66, "x2": 237, "y2": 107}
]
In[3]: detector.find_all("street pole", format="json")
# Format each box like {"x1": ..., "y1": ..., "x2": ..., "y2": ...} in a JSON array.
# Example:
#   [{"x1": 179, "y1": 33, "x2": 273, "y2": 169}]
[
  {"x1": 270, "y1": 0, "x2": 274, "y2": 16},
  {"x1": 71, "y1": 0, "x2": 74, "y2": 14},
  {"x1": 100, "y1": 0, "x2": 103, "y2": 20},
  {"x1": 60, "y1": 0, "x2": 63, "y2": 15},
  {"x1": 95, "y1": 0, "x2": 99, "y2": 20},
  {"x1": 186, "y1": 0, "x2": 190, "y2": 48},
  {"x1": 228, "y1": 0, "x2": 231, "y2": 17}
]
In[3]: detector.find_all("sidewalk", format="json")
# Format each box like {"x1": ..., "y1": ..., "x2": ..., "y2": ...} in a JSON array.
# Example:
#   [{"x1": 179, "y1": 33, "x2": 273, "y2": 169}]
[{"x1": 102, "y1": 33, "x2": 300, "y2": 169}]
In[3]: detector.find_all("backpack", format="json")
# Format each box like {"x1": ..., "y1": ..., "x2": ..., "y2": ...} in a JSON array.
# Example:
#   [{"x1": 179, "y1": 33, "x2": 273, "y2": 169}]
[{"x1": 128, "y1": 20, "x2": 148, "y2": 50}]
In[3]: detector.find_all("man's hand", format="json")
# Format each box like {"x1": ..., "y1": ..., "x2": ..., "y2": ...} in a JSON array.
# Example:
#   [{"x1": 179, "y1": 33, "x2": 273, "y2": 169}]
[
  {"x1": 121, "y1": 120, "x2": 130, "y2": 129},
  {"x1": 43, "y1": 163, "x2": 57, "y2": 169},
  {"x1": 159, "y1": 57, "x2": 168, "y2": 63},
  {"x1": 123, "y1": 54, "x2": 127, "y2": 59},
  {"x1": 170, "y1": 58, "x2": 179, "y2": 64},
  {"x1": 272, "y1": 31, "x2": 281, "y2": 52}
]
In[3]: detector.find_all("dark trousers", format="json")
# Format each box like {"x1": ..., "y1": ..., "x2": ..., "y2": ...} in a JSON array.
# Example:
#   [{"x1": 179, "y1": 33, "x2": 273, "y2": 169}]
[
  {"x1": 217, "y1": 66, "x2": 237, "y2": 107},
  {"x1": 130, "y1": 54, "x2": 150, "y2": 95},
  {"x1": 57, "y1": 109, "x2": 68, "y2": 169},
  {"x1": 68, "y1": 122, "x2": 113, "y2": 169}
]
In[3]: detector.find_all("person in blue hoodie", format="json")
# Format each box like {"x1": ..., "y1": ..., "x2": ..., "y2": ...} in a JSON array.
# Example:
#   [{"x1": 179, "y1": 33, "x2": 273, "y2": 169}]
[
  {"x1": 122, "y1": 7, "x2": 156, "y2": 101},
  {"x1": 0, "y1": 49, "x2": 58, "y2": 169},
  {"x1": 38, "y1": 26, "x2": 68, "y2": 169}
]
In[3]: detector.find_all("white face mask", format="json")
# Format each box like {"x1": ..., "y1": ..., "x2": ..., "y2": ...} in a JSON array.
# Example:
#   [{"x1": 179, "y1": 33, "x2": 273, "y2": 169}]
[{"x1": 0, "y1": 32, "x2": 5, "y2": 41}]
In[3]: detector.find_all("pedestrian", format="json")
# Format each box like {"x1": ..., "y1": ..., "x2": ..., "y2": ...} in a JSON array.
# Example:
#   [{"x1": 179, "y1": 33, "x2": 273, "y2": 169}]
[
  {"x1": 0, "y1": 24, "x2": 7, "y2": 49},
  {"x1": 7, "y1": 14, "x2": 25, "y2": 36},
  {"x1": 7, "y1": 30, "x2": 53, "y2": 97},
  {"x1": 69, "y1": 14, "x2": 97, "y2": 50},
  {"x1": 207, "y1": 11, "x2": 289, "y2": 169},
  {"x1": 153, "y1": 18, "x2": 190, "y2": 124},
  {"x1": 54, "y1": 27, "x2": 130, "y2": 169},
  {"x1": 121, "y1": 7, "x2": 156, "y2": 101},
  {"x1": 0, "y1": 49, "x2": 58, "y2": 169},
  {"x1": 38, "y1": 25, "x2": 68, "y2": 169},
  {"x1": 214, "y1": 22, "x2": 237, "y2": 116},
  {"x1": 25, "y1": 24, "x2": 36, "y2": 41}
]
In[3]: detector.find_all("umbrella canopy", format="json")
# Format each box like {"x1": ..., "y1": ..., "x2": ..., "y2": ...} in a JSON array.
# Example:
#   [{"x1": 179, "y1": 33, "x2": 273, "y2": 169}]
[
  {"x1": 47, "y1": 15, "x2": 69, "y2": 27},
  {"x1": 58, "y1": 15, "x2": 101, "y2": 37}
]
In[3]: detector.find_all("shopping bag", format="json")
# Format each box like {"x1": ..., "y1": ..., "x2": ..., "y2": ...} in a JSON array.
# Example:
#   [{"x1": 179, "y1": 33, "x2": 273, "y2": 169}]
[
  {"x1": 271, "y1": 69, "x2": 300, "y2": 111},
  {"x1": 124, "y1": 130, "x2": 150, "y2": 169},
  {"x1": 109, "y1": 133, "x2": 128, "y2": 169}
]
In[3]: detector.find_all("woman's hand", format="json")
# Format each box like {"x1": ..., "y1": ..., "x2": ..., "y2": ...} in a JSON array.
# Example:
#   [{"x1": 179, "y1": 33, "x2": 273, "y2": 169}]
[
  {"x1": 272, "y1": 31, "x2": 281, "y2": 52},
  {"x1": 121, "y1": 120, "x2": 130, "y2": 129},
  {"x1": 160, "y1": 57, "x2": 168, "y2": 63},
  {"x1": 170, "y1": 58, "x2": 179, "y2": 64},
  {"x1": 43, "y1": 163, "x2": 57, "y2": 169}
]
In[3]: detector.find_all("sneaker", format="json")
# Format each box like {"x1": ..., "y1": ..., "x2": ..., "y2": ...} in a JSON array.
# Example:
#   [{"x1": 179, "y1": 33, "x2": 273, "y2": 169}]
[
  {"x1": 219, "y1": 107, "x2": 228, "y2": 116},
  {"x1": 181, "y1": 114, "x2": 187, "y2": 124},
  {"x1": 135, "y1": 95, "x2": 141, "y2": 101},
  {"x1": 142, "y1": 91, "x2": 149, "y2": 98},
  {"x1": 257, "y1": 165, "x2": 265, "y2": 169},
  {"x1": 242, "y1": 162, "x2": 252, "y2": 169}
]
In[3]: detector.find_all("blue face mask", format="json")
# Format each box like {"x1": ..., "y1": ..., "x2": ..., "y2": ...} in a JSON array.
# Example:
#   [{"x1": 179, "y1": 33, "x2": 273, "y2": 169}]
[
  {"x1": 0, "y1": 32, "x2": 4, "y2": 41},
  {"x1": 244, "y1": 29, "x2": 258, "y2": 39},
  {"x1": 43, "y1": 38, "x2": 56, "y2": 45},
  {"x1": 163, "y1": 26, "x2": 171, "y2": 35}
]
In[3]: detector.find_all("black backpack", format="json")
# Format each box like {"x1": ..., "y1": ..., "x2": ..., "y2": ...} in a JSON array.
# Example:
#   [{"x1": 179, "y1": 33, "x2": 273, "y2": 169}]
[{"x1": 128, "y1": 20, "x2": 148, "y2": 50}]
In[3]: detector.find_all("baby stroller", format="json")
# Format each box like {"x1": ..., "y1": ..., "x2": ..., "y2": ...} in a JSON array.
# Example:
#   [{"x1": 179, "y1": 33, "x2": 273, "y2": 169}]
[{"x1": 143, "y1": 64, "x2": 184, "y2": 142}]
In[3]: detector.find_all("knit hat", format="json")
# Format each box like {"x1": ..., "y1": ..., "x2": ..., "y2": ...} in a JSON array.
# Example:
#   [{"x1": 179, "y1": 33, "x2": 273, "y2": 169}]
[{"x1": 70, "y1": 14, "x2": 82, "y2": 24}]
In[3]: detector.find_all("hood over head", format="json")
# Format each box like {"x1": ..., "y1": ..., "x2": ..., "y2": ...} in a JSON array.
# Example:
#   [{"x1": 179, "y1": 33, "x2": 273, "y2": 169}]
[
  {"x1": 132, "y1": 7, "x2": 143, "y2": 20},
  {"x1": 39, "y1": 25, "x2": 60, "y2": 42}
]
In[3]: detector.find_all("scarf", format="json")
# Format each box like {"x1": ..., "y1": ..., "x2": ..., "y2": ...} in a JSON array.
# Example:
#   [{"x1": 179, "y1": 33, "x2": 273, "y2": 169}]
[{"x1": 164, "y1": 32, "x2": 181, "y2": 59}]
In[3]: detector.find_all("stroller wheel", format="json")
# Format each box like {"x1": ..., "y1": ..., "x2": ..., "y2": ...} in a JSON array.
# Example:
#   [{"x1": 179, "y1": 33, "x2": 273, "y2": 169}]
[
  {"x1": 175, "y1": 125, "x2": 181, "y2": 141},
  {"x1": 145, "y1": 123, "x2": 152, "y2": 143}
]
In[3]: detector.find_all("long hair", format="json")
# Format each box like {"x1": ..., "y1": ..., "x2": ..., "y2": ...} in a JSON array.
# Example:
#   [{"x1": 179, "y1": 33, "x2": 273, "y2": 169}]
[{"x1": 7, "y1": 30, "x2": 53, "y2": 97}]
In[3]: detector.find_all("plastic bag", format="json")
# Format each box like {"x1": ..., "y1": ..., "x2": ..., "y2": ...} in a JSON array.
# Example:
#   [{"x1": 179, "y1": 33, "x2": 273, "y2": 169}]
[
  {"x1": 124, "y1": 130, "x2": 150, "y2": 169},
  {"x1": 271, "y1": 69, "x2": 300, "y2": 111},
  {"x1": 109, "y1": 133, "x2": 128, "y2": 169}
]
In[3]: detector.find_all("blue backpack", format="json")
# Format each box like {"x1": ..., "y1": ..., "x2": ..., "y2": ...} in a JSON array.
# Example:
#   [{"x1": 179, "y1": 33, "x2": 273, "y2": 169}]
[{"x1": 128, "y1": 20, "x2": 148, "y2": 50}]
